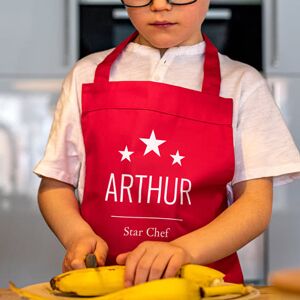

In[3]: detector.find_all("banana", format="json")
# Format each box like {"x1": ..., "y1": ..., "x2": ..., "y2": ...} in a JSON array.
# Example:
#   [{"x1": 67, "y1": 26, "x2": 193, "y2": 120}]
[
  {"x1": 178, "y1": 264, "x2": 224, "y2": 286},
  {"x1": 10, "y1": 278, "x2": 202, "y2": 300},
  {"x1": 200, "y1": 284, "x2": 253, "y2": 297},
  {"x1": 93, "y1": 278, "x2": 202, "y2": 300},
  {"x1": 50, "y1": 264, "x2": 225, "y2": 297},
  {"x1": 50, "y1": 265, "x2": 125, "y2": 296},
  {"x1": 10, "y1": 279, "x2": 254, "y2": 300}
]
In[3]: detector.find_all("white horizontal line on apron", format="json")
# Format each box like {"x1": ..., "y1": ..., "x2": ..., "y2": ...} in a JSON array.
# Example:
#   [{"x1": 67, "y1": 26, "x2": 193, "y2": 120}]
[{"x1": 111, "y1": 215, "x2": 183, "y2": 222}]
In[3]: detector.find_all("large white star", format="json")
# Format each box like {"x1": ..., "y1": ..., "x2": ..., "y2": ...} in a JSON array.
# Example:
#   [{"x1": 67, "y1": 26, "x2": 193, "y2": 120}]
[
  {"x1": 119, "y1": 146, "x2": 134, "y2": 162},
  {"x1": 170, "y1": 150, "x2": 185, "y2": 166},
  {"x1": 140, "y1": 130, "x2": 166, "y2": 156}
]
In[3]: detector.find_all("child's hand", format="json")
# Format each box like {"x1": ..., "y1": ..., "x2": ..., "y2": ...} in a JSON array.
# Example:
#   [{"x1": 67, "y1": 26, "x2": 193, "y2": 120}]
[
  {"x1": 116, "y1": 241, "x2": 192, "y2": 287},
  {"x1": 62, "y1": 233, "x2": 108, "y2": 272}
]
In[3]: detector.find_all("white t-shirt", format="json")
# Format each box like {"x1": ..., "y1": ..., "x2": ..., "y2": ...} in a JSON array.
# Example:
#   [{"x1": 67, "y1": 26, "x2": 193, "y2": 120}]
[{"x1": 34, "y1": 41, "x2": 300, "y2": 202}]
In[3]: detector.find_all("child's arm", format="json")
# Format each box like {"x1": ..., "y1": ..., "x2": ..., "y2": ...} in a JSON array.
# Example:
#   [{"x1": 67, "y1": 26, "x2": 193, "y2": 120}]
[
  {"x1": 116, "y1": 177, "x2": 272, "y2": 286},
  {"x1": 38, "y1": 177, "x2": 108, "y2": 272},
  {"x1": 173, "y1": 177, "x2": 273, "y2": 263}
]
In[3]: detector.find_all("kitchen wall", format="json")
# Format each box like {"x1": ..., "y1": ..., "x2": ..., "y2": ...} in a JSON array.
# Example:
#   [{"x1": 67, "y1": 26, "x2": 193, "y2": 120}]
[
  {"x1": 0, "y1": 0, "x2": 78, "y2": 285},
  {"x1": 263, "y1": 0, "x2": 300, "y2": 277}
]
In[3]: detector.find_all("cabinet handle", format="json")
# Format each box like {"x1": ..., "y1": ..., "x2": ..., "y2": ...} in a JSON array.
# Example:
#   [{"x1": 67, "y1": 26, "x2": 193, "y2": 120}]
[
  {"x1": 271, "y1": 0, "x2": 279, "y2": 68},
  {"x1": 206, "y1": 8, "x2": 232, "y2": 21},
  {"x1": 63, "y1": 0, "x2": 70, "y2": 66},
  {"x1": 112, "y1": 8, "x2": 129, "y2": 20}
]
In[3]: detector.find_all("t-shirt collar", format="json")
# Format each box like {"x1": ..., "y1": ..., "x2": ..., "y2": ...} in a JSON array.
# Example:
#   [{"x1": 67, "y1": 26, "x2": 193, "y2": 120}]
[{"x1": 125, "y1": 40, "x2": 206, "y2": 58}]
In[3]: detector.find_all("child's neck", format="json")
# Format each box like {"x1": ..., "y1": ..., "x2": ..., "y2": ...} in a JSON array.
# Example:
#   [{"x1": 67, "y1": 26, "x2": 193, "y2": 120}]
[{"x1": 134, "y1": 34, "x2": 167, "y2": 57}]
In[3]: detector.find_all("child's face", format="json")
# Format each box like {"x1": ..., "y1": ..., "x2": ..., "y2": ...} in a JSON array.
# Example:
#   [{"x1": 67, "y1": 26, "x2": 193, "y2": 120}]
[{"x1": 127, "y1": 0, "x2": 210, "y2": 50}]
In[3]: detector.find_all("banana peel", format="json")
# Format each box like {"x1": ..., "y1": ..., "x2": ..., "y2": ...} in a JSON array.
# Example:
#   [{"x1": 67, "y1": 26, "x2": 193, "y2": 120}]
[{"x1": 9, "y1": 282, "x2": 48, "y2": 300}]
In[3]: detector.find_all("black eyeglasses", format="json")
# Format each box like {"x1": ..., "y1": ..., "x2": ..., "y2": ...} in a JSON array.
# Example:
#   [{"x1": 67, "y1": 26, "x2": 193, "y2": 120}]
[{"x1": 121, "y1": 0, "x2": 197, "y2": 8}]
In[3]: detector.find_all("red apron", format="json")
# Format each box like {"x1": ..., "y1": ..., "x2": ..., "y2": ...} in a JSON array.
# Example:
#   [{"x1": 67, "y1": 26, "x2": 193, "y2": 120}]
[{"x1": 81, "y1": 32, "x2": 243, "y2": 283}]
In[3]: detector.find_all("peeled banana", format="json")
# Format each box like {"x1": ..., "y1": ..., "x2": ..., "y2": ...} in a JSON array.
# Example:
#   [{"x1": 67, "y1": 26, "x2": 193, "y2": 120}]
[{"x1": 50, "y1": 264, "x2": 224, "y2": 297}]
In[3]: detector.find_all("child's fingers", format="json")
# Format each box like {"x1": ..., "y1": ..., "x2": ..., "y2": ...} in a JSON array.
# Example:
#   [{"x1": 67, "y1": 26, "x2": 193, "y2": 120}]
[
  {"x1": 116, "y1": 252, "x2": 130, "y2": 265},
  {"x1": 94, "y1": 240, "x2": 108, "y2": 266},
  {"x1": 134, "y1": 251, "x2": 159, "y2": 285},
  {"x1": 69, "y1": 249, "x2": 90, "y2": 270},
  {"x1": 70, "y1": 257, "x2": 86, "y2": 269},
  {"x1": 124, "y1": 246, "x2": 147, "y2": 287},
  {"x1": 62, "y1": 253, "x2": 85, "y2": 272},
  {"x1": 63, "y1": 244, "x2": 94, "y2": 271},
  {"x1": 162, "y1": 253, "x2": 184, "y2": 279},
  {"x1": 147, "y1": 252, "x2": 172, "y2": 281},
  {"x1": 61, "y1": 235, "x2": 108, "y2": 271}
]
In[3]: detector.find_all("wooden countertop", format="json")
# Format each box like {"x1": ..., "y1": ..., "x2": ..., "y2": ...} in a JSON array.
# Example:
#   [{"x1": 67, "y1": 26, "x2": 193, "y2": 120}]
[{"x1": 1, "y1": 286, "x2": 300, "y2": 300}]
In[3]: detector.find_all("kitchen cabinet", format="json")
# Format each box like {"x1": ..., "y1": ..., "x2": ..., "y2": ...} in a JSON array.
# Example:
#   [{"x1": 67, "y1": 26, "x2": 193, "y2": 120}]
[
  {"x1": 263, "y1": 0, "x2": 300, "y2": 74},
  {"x1": 0, "y1": 0, "x2": 78, "y2": 76},
  {"x1": 266, "y1": 77, "x2": 300, "y2": 273},
  {"x1": 263, "y1": 0, "x2": 300, "y2": 279}
]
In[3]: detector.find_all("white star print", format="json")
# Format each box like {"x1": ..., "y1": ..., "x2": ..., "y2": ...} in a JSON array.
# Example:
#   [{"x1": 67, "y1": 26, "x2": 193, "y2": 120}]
[
  {"x1": 140, "y1": 130, "x2": 166, "y2": 156},
  {"x1": 170, "y1": 150, "x2": 185, "y2": 166},
  {"x1": 119, "y1": 146, "x2": 134, "y2": 162}
]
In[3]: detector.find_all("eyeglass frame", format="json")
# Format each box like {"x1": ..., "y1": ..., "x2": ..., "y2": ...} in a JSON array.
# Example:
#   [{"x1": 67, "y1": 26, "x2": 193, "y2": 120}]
[{"x1": 121, "y1": 0, "x2": 198, "y2": 8}]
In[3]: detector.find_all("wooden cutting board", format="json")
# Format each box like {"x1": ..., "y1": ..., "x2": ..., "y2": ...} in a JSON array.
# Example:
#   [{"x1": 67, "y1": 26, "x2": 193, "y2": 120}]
[{"x1": 10, "y1": 282, "x2": 261, "y2": 300}]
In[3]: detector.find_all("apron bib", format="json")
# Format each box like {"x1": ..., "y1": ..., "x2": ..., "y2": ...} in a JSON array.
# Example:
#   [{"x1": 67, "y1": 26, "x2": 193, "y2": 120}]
[{"x1": 81, "y1": 32, "x2": 243, "y2": 283}]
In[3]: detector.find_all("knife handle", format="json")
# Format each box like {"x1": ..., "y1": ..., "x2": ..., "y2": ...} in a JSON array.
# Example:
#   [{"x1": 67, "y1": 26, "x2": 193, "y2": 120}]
[{"x1": 85, "y1": 253, "x2": 98, "y2": 268}]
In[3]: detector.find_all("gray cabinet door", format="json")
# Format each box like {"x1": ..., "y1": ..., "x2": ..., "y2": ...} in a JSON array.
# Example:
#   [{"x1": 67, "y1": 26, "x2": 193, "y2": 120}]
[
  {"x1": 0, "y1": 0, "x2": 78, "y2": 76},
  {"x1": 263, "y1": 0, "x2": 300, "y2": 74},
  {"x1": 266, "y1": 76, "x2": 300, "y2": 273}
]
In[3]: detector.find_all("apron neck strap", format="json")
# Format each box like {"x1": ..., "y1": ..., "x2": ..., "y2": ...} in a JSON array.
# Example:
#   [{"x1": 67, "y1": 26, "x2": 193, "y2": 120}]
[
  {"x1": 94, "y1": 32, "x2": 221, "y2": 96},
  {"x1": 202, "y1": 34, "x2": 221, "y2": 95},
  {"x1": 94, "y1": 31, "x2": 139, "y2": 83}
]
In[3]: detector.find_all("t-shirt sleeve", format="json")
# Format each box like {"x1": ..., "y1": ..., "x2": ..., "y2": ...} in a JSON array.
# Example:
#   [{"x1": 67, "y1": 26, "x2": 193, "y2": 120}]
[
  {"x1": 232, "y1": 78, "x2": 300, "y2": 186},
  {"x1": 33, "y1": 67, "x2": 84, "y2": 187}
]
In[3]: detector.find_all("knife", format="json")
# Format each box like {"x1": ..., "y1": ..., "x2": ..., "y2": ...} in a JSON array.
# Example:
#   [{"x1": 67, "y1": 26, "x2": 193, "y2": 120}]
[{"x1": 85, "y1": 253, "x2": 98, "y2": 268}]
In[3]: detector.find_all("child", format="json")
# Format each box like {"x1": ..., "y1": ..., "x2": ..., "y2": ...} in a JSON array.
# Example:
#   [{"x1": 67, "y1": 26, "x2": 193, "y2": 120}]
[{"x1": 35, "y1": 0, "x2": 300, "y2": 286}]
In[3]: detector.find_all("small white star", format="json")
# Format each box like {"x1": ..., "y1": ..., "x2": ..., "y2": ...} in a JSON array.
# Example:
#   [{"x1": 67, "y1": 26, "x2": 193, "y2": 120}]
[
  {"x1": 119, "y1": 146, "x2": 134, "y2": 162},
  {"x1": 140, "y1": 130, "x2": 166, "y2": 156},
  {"x1": 170, "y1": 150, "x2": 185, "y2": 166}
]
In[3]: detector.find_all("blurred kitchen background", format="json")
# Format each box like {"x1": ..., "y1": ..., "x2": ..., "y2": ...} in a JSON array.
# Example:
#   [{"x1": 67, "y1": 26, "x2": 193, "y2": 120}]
[{"x1": 0, "y1": 0, "x2": 300, "y2": 287}]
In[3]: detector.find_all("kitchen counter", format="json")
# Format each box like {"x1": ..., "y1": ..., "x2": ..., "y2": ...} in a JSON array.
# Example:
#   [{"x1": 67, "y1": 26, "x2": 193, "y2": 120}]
[{"x1": 1, "y1": 286, "x2": 300, "y2": 300}]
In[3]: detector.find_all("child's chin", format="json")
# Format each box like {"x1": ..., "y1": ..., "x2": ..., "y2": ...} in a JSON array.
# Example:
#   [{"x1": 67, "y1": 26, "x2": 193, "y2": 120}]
[
  {"x1": 138, "y1": 32, "x2": 184, "y2": 50},
  {"x1": 149, "y1": 39, "x2": 181, "y2": 50}
]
